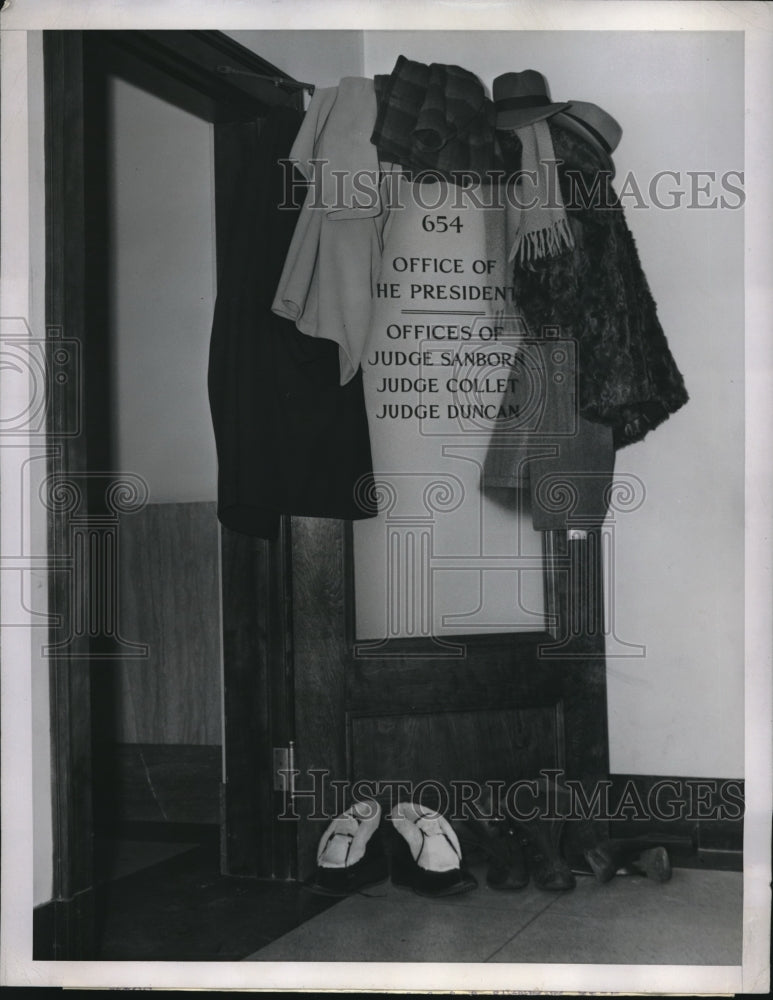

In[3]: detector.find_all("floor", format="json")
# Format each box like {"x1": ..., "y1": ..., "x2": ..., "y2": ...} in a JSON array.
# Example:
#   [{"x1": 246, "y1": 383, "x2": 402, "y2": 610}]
[
  {"x1": 245, "y1": 862, "x2": 743, "y2": 966},
  {"x1": 91, "y1": 834, "x2": 743, "y2": 966},
  {"x1": 94, "y1": 837, "x2": 199, "y2": 883},
  {"x1": 92, "y1": 835, "x2": 338, "y2": 962}
]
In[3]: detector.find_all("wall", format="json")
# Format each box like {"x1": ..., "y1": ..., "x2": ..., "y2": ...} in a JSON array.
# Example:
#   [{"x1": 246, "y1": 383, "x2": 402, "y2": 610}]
[
  {"x1": 113, "y1": 503, "x2": 222, "y2": 745},
  {"x1": 109, "y1": 76, "x2": 218, "y2": 503},
  {"x1": 363, "y1": 31, "x2": 745, "y2": 778},
  {"x1": 226, "y1": 30, "x2": 364, "y2": 88}
]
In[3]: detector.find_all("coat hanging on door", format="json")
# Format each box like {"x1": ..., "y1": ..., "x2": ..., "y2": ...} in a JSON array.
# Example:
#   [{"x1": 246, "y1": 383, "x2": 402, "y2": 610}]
[
  {"x1": 493, "y1": 122, "x2": 690, "y2": 448},
  {"x1": 208, "y1": 106, "x2": 377, "y2": 539}
]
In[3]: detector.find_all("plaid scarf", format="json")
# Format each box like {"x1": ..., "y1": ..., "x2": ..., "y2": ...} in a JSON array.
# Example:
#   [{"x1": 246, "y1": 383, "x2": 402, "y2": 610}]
[{"x1": 372, "y1": 55, "x2": 503, "y2": 180}]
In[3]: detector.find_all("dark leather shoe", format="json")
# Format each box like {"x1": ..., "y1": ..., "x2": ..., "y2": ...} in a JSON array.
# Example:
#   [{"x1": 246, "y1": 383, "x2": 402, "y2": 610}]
[
  {"x1": 583, "y1": 843, "x2": 618, "y2": 884},
  {"x1": 629, "y1": 846, "x2": 672, "y2": 882},
  {"x1": 513, "y1": 819, "x2": 576, "y2": 892},
  {"x1": 460, "y1": 816, "x2": 529, "y2": 890},
  {"x1": 583, "y1": 840, "x2": 673, "y2": 884}
]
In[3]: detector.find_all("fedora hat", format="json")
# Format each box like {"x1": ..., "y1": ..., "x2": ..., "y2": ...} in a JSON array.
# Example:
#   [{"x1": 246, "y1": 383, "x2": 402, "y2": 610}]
[
  {"x1": 552, "y1": 100, "x2": 623, "y2": 174},
  {"x1": 493, "y1": 70, "x2": 570, "y2": 129}
]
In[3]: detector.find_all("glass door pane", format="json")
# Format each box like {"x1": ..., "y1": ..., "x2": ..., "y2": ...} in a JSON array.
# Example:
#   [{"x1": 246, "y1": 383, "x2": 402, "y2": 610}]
[{"x1": 354, "y1": 175, "x2": 546, "y2": 641}]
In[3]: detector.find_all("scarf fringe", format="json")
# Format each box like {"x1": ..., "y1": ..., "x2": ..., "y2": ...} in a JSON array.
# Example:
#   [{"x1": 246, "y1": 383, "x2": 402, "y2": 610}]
[
  {"x1": 507, "y1": 120, "x2": 574, "y2": 267},
  {"x1": 512, "y1": 215, "x2": 575, "y2": 266}
]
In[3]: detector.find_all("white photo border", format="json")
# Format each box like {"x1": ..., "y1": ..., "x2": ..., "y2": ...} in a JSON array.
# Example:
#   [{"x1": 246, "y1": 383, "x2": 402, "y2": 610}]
[{"x1": 1, "y1": 0, "x2": 770, "y2": 993}]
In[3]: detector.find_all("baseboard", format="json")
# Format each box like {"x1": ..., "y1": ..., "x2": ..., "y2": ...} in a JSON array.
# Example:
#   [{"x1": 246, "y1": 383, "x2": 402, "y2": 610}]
[
  {"x1": 606, "y1": 773, "x2": 744, "y2": 871},
  {"x1": 695, "y1": 847, "x2": 745, "y2": 871}
]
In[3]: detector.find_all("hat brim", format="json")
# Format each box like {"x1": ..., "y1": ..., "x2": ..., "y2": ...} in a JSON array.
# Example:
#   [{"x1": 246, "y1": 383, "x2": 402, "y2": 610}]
[
  {"x1": 495, "y1": 100, "x2": 571, "y2": 130},
  {"x1": 551, "y1": 111, "x2": 616, "y2": 176}
]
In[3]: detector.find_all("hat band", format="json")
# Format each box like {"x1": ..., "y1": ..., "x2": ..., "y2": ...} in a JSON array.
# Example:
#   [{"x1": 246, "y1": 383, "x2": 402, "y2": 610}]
[
  {"x1": 561, "y1": 111, "x2": 612, "y2": 154},
  {"x1": 495, "y1": 95, "x2": 551, "y2": 111}
]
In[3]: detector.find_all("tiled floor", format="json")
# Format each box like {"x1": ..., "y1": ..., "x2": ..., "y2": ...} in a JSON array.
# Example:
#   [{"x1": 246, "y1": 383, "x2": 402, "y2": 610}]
[{"x1": 245, "y1": 863, "x2": 743, "y2": 965}]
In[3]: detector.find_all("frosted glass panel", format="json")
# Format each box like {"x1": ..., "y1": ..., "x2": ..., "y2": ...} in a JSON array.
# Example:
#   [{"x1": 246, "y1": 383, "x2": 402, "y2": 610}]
[
  {"x1": 354, "y1": 175, "x2": 545, "y2": 641},
  {"x1": 353, "y1": 467, "x2": 545, "y2": 641}
]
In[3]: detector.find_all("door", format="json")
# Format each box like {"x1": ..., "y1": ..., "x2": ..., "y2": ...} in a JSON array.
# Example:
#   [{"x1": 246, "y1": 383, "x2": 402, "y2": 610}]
[{"x1": 279, "y1": 158, "x2": 612, "y2": 879}]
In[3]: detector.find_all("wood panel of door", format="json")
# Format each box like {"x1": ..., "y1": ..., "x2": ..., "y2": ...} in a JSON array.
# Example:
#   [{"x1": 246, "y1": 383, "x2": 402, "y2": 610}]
[{"x1": 289, "y1": 517, "x2": 609, "y2": 879}]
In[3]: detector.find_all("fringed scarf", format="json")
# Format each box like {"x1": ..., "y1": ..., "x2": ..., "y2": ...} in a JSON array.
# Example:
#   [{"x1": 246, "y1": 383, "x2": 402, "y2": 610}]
[
  {"x1": 506, "y1": 119, "x2": 575, "y2": 266},
  {"x1": 505, "y1": 123, "x2": 689, "y2": 447}
]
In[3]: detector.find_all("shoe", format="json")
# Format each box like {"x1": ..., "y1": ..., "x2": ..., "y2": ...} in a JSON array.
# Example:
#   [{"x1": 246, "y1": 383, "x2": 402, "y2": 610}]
[
  {"x1": 512, "y1": 818, "x2": 576, "y2": 892},
  {"x1": 582, "y1": 840, "x2": 673, "y2": 884},
  {"x1": 308, "y1": 799, "x2": 389, "y2": 897},
  {"x1": 389, "y1": 801, "x2": 478, "y2": 897},
  {"x1": 629, "y1": 846, "x2": 672, "y2": 882},
  {"x1": 583, "y1": 843, "x2": 618, "y2": 884},
  {"x1": 460, "y1": 816, "x2": 529, "y2": 890}
]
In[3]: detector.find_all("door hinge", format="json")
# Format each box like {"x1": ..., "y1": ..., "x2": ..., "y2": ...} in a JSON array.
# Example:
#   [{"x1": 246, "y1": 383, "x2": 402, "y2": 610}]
[{"x1": 273, "y1": 741, "x2": 296, "y2": 793}]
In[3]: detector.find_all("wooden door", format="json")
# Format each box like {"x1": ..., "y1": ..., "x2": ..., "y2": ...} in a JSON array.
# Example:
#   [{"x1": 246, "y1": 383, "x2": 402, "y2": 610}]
[{"x1": 276, "y1": 161, "x2": 612, "y2": 881}]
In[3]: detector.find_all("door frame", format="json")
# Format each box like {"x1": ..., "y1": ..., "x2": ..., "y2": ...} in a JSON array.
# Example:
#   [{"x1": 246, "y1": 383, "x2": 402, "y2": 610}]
[{"x1": 42, "y1": 28, "x2": 301, "y2": 958}]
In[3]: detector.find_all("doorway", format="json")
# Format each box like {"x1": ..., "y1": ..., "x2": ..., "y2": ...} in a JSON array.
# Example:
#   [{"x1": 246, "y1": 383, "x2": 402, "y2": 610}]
[
  {"x1": 87, "y1": 59, "x2": 223, "y2": 888},
  {"x1": 42, "y1": 29, "x2": 303, "y2": 958}
]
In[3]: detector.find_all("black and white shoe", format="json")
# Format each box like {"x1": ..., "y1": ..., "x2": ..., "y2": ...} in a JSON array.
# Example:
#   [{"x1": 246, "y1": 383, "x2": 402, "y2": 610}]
[
  {"x1": 308, "y1": 799, "x2": 388, "y2": 897},
  {"x1": 389, "y1": 801, "x2": 477, "y2": 897}
]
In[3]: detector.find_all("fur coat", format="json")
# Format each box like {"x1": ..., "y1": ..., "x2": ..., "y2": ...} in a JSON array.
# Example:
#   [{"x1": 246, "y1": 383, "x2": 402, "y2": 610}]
[{"x1": 499, "y1": 124, "x2": 689, "y2": 447}]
